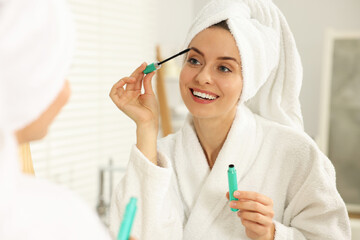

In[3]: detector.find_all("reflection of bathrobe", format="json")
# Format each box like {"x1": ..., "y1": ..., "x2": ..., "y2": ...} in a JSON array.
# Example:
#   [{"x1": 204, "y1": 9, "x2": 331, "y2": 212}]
[
  {"x1": 2, "y1": 176, "x2": 112, "y2": 240},
  {"x1": 0, "y1": 134, "x2": 112, "y2": 240},
  {"x1": 109, "y1": 105, "x2": 351, "y2": 240}
]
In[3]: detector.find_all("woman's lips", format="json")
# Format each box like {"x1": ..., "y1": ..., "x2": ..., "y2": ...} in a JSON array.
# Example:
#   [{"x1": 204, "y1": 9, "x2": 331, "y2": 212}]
[{"x1": 190, "y1": 88, "x2": 219, "y2": 104}]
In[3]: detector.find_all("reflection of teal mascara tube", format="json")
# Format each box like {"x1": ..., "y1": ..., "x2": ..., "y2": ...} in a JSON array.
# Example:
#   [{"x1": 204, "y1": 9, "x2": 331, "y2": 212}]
[
  {"x1": 117, "y1": 197, "x2": 137, "y2": 240},
  {"x1": 143, "y1": 48, "x2": 191, "y2": 74},
  {"x1": 228, "y1": 164, "x2": 238, "y2": 212}
]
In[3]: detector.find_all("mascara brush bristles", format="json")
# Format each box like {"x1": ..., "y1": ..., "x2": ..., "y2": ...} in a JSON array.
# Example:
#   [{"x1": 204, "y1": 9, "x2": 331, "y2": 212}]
[{"x1": 158, "y1": 48, "x2": 191, "y2": 65}]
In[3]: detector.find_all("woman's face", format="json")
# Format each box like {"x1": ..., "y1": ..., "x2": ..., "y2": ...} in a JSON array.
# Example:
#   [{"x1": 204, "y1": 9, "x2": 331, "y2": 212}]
[
  {"x1": 15, "y1": 80, "x2": 71, "y2": 144},
  {"x1": 180, "y1": 27, "x2": 243, "y2": 121}
]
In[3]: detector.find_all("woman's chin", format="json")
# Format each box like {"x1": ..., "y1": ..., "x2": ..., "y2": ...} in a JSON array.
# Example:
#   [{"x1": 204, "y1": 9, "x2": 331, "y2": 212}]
[{"x1": 188, "y1": 108, "x2": 216, "y2": 120}]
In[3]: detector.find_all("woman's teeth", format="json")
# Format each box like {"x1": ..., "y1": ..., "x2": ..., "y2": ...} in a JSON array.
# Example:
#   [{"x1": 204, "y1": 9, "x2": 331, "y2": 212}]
[{"x1": 192, "y1": 90, "x2": 217, "y2": 100}]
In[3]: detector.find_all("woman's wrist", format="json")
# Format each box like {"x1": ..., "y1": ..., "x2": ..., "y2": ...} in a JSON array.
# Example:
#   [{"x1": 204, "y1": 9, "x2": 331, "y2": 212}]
[
  {"x1": 136, "y1": 123, "x2": 158, "y2": 165},
  {"x1": 268, "y1": 222, "x2": 275, "y2": 240}
]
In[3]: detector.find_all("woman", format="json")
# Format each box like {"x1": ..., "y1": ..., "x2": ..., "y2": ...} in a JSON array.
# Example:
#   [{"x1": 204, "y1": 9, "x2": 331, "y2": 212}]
[
  {"x1": 0, "y1": 0, "x2": 114, "y2": 239},
  {"x1": 109, "y1": 0, "x2": 351, "y2": 239}
]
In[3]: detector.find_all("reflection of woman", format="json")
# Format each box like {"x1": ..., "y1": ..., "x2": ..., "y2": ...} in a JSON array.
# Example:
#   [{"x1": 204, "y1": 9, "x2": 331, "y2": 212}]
[
  {"x1": 0, "y1": 0, "x2": 112, "y2": 239},
  {"x1": 109, "y1": 0, "x2": 350, "y2": 239}
]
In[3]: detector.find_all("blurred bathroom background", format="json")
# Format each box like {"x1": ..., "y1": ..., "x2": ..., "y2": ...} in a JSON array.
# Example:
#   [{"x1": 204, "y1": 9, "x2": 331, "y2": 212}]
[{"x1": 28, "y1": 0, "x2": 360, "y2": 238}]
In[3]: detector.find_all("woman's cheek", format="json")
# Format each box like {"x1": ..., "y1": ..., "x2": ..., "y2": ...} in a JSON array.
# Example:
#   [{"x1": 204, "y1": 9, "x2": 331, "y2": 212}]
[
  {"x1": 179, "y1": 67, "x2": 188, "y2": 83},
  {"x1": 180, "y1": 66, "x2": 196, "y2": 86},
  {"x1": 222, "y1": 81, "x2": 243, "y2": 100}
]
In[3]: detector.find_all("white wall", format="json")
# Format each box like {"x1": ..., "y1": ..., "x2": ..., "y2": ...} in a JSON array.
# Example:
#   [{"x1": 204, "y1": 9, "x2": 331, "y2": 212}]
[
  {"x1": 157, "y1": 0, "x2": 193, "y2": 51},
  {"x1": 273, "y1": 0, "x2": 360, "y2": 138},
  {"x1": 193, "y1": 0, "x2": 360, "y2": 138},
  {"x1": 193, "y1": 0, "x2": 210, "y2": 18}
]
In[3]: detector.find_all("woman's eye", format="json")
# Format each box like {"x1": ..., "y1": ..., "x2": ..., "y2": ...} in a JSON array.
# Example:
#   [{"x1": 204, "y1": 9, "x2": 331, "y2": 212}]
[
  {"x1": 219, "y1": 66, "x2": 231, "y2": 73},
  {"x1": 188, "y1": 58, "x2": 200, "y2": 65}
]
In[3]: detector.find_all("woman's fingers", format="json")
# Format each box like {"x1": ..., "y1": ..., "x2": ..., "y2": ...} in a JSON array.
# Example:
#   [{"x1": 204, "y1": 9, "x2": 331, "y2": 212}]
[
  {"x1": 110, "y1": 77, "x2": 136, "y2": 97},
  {"x1": 241, "y1": 219, "x2": 268, "y2": 237},
  {"x1": 227, "y1": 191, "x2": 274, "y2": 216},
  {"x1": 227, "y1": 191, "x2": 275, "y2": 239},
  {"x1": 234, "y1": 191, "x2": 273, "y2": 206},
  {"x1": 143, "y1": 71, "x2": 156, "y2": 95},
  {"x1": 242, "y1": 217, "x2": 275, "y2": 240},
  {"x1": 238, "y1": 211, "x2": 273, "y2": 226},
  {"x1": 110, "y1": 62, "x2": 153, "y2": 100},
  {"x1": 230, "y1": 199, "x2": 274, "y2": 218},
  {"x1": 109, "y1": 77, "x2": 137, "y2": 109},
  {"x1": 110, "y1": 77, "x2": 135, "y2": 93},
  {"x1": 127, "y1": 62, "x2": 147, "y2": 91},
  {"x1": 227, "y1": 191, "x2": 273, "y2": 206}
]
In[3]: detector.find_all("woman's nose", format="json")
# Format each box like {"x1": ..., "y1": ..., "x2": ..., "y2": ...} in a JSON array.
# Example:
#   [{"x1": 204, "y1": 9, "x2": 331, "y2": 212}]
[{"x1": 195, "y1": 66, "x2": 212, "y2": 85}]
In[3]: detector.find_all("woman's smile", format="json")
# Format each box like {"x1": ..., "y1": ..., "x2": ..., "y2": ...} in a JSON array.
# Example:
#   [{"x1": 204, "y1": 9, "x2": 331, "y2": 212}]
[{"x1": 190, "y1": 88, "x2": 219, "y2": 104}]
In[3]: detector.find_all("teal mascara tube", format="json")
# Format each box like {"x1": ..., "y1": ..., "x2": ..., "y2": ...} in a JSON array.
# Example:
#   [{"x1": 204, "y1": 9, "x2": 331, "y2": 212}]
[
  {"x1": 143, "y1": 62, "x2": 161, "y2": 74},
  {"x1": 117, "y1": 197, "x2": 137, "y2": 240},
  {"x1": 143, "y1": 48, "x2": 191, "y2": 74},
  {"x1": 228, "y1": 164, "x2": 238, "y2": 212}
]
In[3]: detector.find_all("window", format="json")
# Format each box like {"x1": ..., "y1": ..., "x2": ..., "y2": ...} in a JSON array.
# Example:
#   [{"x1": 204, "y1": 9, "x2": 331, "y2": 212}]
[{"x1": 31, "y1": 0, "x2": 159, "y2": 209}]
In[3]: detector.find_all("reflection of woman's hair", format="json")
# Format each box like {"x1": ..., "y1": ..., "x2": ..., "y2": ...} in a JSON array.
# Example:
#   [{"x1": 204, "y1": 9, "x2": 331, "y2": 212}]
[{"x1": 211, "y1": 20, "x2": 230, "y2": 31}]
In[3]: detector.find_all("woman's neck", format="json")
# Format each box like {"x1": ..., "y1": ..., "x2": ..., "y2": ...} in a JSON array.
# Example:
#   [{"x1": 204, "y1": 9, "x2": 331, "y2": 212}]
[{"x1": 193, "y1": 108, "x2": 237, "y2": 169}]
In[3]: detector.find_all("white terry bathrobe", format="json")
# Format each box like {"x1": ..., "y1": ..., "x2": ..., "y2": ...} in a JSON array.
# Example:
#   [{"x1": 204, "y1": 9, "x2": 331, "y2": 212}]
[
  {"x1": 0, "y1": 0, "x2": 111, "y2": 239},
  {"x1": 109, "y1": 0, "x2": 351, "y2": 239}
]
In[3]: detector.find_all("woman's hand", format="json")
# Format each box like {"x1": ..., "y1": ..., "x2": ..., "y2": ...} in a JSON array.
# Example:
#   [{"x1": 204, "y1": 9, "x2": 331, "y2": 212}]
[
  {"x1": 226, "y1": 191, "x2": 275, "y2": 240},
  {"x1": 110, "y1": 63, "x2": 158, "y2": 127},
  {"x1": 110, "y1": 63, "x2": 158, "y2": 164}
]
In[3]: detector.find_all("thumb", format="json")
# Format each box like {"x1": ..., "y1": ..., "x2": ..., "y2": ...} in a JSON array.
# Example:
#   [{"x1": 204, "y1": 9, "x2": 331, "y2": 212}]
[{"x1": 143, "y1": 71, "x2": 156, "y2": 95}]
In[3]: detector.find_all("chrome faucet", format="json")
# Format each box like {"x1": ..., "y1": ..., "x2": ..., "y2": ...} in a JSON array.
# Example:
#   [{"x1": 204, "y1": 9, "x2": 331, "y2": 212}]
[{"x1": 96, "y1": 159, "x2": 126, "y2": 226}]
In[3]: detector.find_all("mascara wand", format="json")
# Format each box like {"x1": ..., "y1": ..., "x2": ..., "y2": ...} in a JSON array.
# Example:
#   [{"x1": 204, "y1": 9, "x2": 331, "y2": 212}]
[{"x1": 143, "y1": 48, "x2": 191, "y2": 74}]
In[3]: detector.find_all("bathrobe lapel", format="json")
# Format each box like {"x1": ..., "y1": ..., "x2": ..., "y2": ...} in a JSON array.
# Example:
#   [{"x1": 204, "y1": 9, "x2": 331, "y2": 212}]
[
  {"x1": 173, "y1": 115, "x2": 211, "y2": 220},
  {"x1": 174, "y1": 105, "x2": 259, "y2": 239}
]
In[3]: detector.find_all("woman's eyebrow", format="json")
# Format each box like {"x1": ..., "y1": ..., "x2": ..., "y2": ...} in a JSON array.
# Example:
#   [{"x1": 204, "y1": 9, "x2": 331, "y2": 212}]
[
  {"x1": 218, "y1": 56, "x2": 240, "y2": 65},
  {"x1": 190, "y1": 47, "x2": 240, "y2": 65},
  {"x1": 189, "y1": 47, "x2": 204, "y2": 56}
]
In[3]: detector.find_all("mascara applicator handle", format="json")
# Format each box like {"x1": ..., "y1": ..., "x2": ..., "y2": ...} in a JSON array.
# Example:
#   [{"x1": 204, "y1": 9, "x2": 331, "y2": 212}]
[{"x1": 143, "y1": 62, "x2": 161, "y2": 74}]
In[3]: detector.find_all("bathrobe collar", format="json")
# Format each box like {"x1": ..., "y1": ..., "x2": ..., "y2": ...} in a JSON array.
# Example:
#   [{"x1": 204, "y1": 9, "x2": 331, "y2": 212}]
[{"x1": 174, "y1": 104, "x2": 259, "y2": 239}]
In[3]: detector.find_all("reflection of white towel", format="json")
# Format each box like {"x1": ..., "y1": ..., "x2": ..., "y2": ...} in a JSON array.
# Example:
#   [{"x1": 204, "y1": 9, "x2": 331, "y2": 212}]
[
  {"x1": 0, "y1": 1, "x2": 111, "y2": 239},
  {"x1": 0, "y1": 0, "x2": 74, "y2": 222},
  {"x1": 184, "y1": 0, "x2": 304, "y2": 131},
  {"x1": 0, "y1": 0, "x2": 75, "y2": 132}
]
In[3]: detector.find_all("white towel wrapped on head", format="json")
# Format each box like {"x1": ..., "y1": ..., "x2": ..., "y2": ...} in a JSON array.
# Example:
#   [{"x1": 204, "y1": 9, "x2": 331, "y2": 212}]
[{"x1": 184, "y1": 0, "x2": 303, "y2": 131}]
